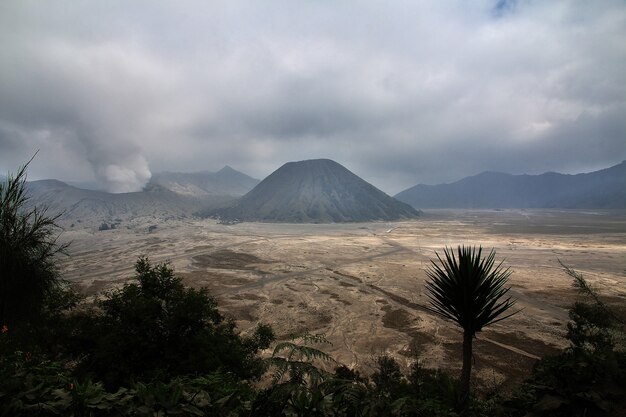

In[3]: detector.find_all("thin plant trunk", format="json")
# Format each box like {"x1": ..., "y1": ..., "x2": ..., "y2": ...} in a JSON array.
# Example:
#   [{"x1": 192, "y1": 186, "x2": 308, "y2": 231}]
[{"x1": 459, "y1": 331, "x2": 472, "y2": 417}]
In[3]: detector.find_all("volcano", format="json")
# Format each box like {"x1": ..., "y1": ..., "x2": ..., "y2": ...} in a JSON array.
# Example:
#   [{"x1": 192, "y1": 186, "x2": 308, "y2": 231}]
[{"x1": 211, "y1": 159, "x2": 420, "y2": 223}]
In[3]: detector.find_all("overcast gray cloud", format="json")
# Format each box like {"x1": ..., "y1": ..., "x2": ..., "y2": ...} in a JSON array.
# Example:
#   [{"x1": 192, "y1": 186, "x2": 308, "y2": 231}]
[{"x1": 1, "y1": 0, "x2": 624, "y2": 193}]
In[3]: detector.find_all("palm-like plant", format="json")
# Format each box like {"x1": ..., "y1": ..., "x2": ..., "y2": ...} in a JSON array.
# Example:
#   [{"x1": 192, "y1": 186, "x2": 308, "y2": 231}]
[{"x1": 425, "y1": 246, "x2": 516, "y2": 416}]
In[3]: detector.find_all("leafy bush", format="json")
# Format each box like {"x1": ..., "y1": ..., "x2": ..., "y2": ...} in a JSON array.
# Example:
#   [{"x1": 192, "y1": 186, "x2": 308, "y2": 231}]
[
  {"x1": 0, "y1": 159, "x2": 68, "y2": 332},
  {"x1": 252, "y1": 334, "x2": 337, "y2": 416},
  {"x1": 567, "y1": 301, "x2": 615, "y2": 353},
  {"x1": 71, "y1": 257, "x2": 274, "y2": 389},
  {"x1": 500, "y1": 264, "x2": 626, "y2": 417},
  {"x1": 0, "y1": 348, "x2": 254, "y2": 417}
]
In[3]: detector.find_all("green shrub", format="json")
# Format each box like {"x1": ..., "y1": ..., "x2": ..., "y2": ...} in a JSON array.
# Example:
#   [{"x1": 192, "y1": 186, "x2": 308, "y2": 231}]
[
  {"x1": 0, "y1": 159, "x2": 68, "y2": 335},
  {"x1": 499, "y1": 264, "x2": 626, "y2": 417},
  {"x1": 71, "y1": 257, "x2": 274, "y2": 389}
]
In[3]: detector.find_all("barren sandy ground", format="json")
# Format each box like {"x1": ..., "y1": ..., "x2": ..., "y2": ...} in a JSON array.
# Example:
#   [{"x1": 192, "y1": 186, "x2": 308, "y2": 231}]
[{"x1": 58, "y1": 209, "x2": 626, "y2": 391}]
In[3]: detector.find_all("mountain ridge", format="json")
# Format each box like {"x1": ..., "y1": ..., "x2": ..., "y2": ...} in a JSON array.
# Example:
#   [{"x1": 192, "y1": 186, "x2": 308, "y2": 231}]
[
  {"x1": 147, "y1": 166, "x2": 260, "y2": 197},
  {"x1": 21, "y1": 166, "x2": 259, "y2": 227},
  {"x1": 395, "y1": 161, "x2": 626, "y2": 209}
]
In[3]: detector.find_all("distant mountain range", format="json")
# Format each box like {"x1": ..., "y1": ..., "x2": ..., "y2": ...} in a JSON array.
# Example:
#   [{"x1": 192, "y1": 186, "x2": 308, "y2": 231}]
[
  {"x1": 395, "y1": 161, "x2": 626, "y2": 209},
  {"x1": 16, "y1": 160, "x2": 625, "y2": 228},
  {"x1": 23, "y1": 166, "x2": 258, "y2": 227},
  {"x1": 207, "y1": 159, "x2": 420, "y2": 223},
  {"x1": 147, "y1": 166, "x2": 260, "y2": 197},
  {"x1": 26, "y1": 180, "x2": 214, "y2": 222}
]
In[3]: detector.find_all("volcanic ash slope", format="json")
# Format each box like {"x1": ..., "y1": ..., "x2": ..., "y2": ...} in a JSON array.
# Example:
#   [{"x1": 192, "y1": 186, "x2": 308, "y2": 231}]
[{"x1": 211, "y1": 159, "x2": 420, "y2": 223}]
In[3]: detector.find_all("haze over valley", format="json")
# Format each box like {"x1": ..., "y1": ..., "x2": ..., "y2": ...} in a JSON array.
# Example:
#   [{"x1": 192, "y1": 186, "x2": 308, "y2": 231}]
[{"x1": 23, "y1": 159, "x2": 626, "y2": 228}]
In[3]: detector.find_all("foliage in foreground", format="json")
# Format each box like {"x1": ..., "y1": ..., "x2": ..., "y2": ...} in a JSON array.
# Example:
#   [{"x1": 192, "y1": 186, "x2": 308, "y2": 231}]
[
  {"x1": 66, "y1": 258, "x2": 275, "y2": 389},
  {"x1": 0, "y1": 349, "x2": 254, "y2": 417},
  {"x1": 425, "y1": 245, "x2": 516, "y2": 416},
  {"x1": 0, "y1": 337, "x2": 468, "y2": 417},
  {"x1": 0, "y1": 158, "x2": 68, "y2": 331},
  {"x1": 3, "y1": 259, "x2": 625, "y2": 416},
  {"x1": 500, "y1": 263, "x2": 626, "y2": 417}
]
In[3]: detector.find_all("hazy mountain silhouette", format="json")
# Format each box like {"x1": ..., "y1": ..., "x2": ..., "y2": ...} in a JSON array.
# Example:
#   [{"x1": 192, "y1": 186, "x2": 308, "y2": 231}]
[
  {"x1": 395, "y1": 161, "x2": 626, "y2": 209},
  {"x1": 209, "y1": 159, "x2": 420, "y2": 223},
  {"x1": 147, "y1": 166, "x2": 259, "y2": 197},
  {"x1": 25, "y1": 179, "x2": 234, "y2": 227},
  {"x1": 20, "y1": 166, "x2": 259, "y2": 227}
]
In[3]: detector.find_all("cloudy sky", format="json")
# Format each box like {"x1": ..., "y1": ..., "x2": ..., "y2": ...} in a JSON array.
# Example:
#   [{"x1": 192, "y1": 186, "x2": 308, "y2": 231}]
[{"x1": 1, "y1": 1, "x2": 625, "y2": 194}]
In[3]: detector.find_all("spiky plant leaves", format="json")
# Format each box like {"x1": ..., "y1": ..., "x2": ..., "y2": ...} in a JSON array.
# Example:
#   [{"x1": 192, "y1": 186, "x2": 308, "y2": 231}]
[
  {"x1": 425, "y1": 246, "x2": 517, "y2": 337},
  {"x1": 425, "y1": 245, "x2": 517, "y2": 416}
]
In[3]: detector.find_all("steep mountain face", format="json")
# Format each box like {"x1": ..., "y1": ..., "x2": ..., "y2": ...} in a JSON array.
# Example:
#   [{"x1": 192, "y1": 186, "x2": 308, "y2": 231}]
[
  {"x1": 25, "y1": 179, "x2": 234, "y2": 227},
  {"x1": 147, "y1": 166, "x2": 259, "y2": 197},
  {"x1": 210, "y1": 159, "x2": 420, "y2": 223},
  {"x1": 395, "y1": 161, "x2": 626, "y2": 209}
]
